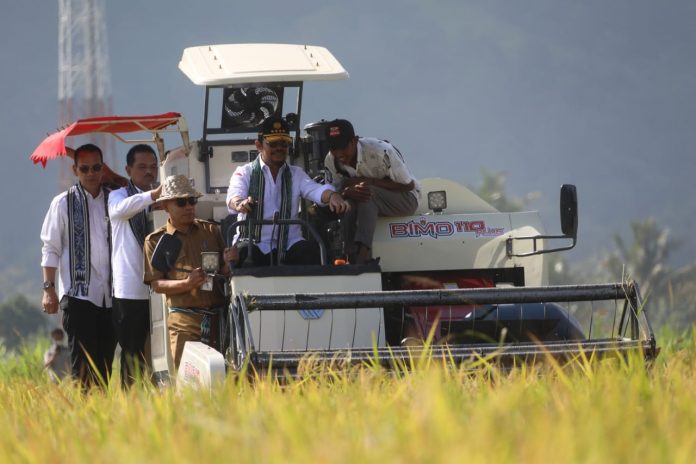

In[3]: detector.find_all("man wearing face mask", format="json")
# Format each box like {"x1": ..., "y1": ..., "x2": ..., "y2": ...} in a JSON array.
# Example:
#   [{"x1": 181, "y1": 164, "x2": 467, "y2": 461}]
[
  {"x1": 226, "y1": 116, "x2": 350, "y2": 266},
  {"x1": 108, "y1": 144, "x2": 162, "y2": 388}
]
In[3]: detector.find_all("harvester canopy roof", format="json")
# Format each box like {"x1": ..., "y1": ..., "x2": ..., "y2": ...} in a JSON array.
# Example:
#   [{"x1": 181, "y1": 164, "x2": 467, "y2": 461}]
[
  {"x1": 178, "y1": 44, "x2": 349, "y2": 86},
  {"x1": 29, "y1": 112, "x2": 183, "y2": 167}
]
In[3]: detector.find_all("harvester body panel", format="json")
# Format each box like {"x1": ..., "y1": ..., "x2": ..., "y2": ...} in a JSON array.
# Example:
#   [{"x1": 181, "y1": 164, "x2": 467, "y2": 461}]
[{"x1": 230, "y1": 269, "x2": 385, "y2": 352}]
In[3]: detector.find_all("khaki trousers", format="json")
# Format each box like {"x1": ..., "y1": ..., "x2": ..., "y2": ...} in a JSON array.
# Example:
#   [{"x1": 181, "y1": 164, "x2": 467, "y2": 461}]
[{"x1": 168, "y1": 311, "x2": 220, "y2": 369}]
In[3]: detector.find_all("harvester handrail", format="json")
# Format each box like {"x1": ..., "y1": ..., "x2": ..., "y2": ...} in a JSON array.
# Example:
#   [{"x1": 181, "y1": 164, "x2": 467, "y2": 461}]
[
  {"x1": 242, "y1": 283, "x2": 637, "y2": 310},
  {"x1": 226, "y1": 217, "x2": 327, "y2": 266}
]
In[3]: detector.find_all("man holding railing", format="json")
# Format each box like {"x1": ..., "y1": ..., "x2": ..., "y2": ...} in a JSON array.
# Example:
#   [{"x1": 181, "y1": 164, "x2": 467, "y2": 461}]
[
  {"x1": 226, "y1": 116, "x2": 349, "y2": 266},
  {"x1": 323, "y1": 119, "x2": 420, "y2": 264}
]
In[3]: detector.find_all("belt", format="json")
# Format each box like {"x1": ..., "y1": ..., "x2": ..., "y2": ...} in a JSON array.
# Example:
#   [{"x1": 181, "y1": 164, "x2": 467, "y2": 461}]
[{"x1": 169, "y1": 305, "x2": 227, "y2": 347}]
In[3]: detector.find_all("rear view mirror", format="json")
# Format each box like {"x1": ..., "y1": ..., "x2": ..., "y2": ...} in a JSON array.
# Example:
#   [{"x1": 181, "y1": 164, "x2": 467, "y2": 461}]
[
  {"x1": 506, "y1": 184, "x2": 578, "y2": 258},
  {"x1": 560, "y1": 184, "x2": 578, "y2": 238},
  {"x1": 151, "y1": 234, "x2": 182, "y2": 273}
]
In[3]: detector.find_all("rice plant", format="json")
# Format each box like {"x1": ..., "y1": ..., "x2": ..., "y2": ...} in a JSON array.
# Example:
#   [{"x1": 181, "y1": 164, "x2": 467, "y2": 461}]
[{"x1": 1, "y1": 329, "x2": 695, "y2": 463}]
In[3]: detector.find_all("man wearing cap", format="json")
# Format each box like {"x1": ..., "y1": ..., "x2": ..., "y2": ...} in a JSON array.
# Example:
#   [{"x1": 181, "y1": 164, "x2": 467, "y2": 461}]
[
  {"x1": 226, "y1": 116, "x2": 349, "y2": 266},
  {"x1": 108, "y1": 144, "x2": 161, "y2": 388},
  {"x1": 40, "y1": 143, "x2": 117, "y2": 388},
  {"x1": 143, "y1": 175, "x2": 236, "y2": 368},
  {"x1": 324, "y1": 119, "x2": 420, "y2": 264}
]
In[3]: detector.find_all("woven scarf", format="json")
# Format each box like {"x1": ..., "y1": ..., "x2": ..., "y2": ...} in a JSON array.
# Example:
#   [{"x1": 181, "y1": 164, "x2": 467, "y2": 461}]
[
  {"x1": 126, "y1": 180, "x2": 148, "y2": 249},
  {"x1": 66, "y1": 183, "x2": 111, "y2": 297},
  {"x1": 242, "y1": 157, "x2": 293, "y2": 263}
]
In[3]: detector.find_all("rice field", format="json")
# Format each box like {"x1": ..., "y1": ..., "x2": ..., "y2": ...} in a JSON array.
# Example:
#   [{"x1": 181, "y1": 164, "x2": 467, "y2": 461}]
[{"x1": 2, "y1": 330, "x2": 695, "y2": 464}]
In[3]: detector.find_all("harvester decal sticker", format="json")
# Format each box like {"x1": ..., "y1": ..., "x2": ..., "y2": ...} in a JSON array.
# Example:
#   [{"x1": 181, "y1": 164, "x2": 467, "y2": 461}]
[
  {"x1": 389, "y1": 218, "x2": 504, "y2": 239},
  {"x1": 182, "y1": 361, "x2": 201, "y2": 381},
  {"x1": 298, "y1": 309, "x2": 325, "y2": 319}
]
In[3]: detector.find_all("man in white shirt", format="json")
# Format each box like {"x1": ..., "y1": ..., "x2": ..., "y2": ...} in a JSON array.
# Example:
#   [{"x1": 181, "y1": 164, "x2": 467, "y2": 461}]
[
  {"x1": 108, "y1": 144, "x2": 161, "y2": 388},
  {"x1": 41, "y1": 143, "x2": 117, "y2": 388},
  {"x1": 227, "y1": 117, "x2": 349, "y2": 266},
  {"x1": 324, "y1": 119, "x2": 420, "y2": 264}
]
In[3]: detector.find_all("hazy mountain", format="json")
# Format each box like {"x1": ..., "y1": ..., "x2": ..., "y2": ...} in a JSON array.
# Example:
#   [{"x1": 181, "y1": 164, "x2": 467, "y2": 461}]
[{"x1": 2, "y1": 0, "x2": 695, "y2": 302}]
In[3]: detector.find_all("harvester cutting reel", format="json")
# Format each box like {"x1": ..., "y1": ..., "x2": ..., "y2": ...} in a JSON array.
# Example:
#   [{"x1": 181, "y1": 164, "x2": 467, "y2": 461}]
[{"x1": 227, "y1": 280, "x2": 658, "y2": 373}]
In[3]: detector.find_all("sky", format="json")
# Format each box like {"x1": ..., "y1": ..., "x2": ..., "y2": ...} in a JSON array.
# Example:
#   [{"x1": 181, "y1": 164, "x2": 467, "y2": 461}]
[{"x1": 1, "y1": 0, "x2": 695, "y2": 299}]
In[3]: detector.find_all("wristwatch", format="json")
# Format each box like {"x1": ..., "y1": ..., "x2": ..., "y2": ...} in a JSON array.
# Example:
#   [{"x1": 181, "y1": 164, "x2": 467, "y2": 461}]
[{"x1": 42, "y1": 281, "x2": 55, "y2": 290}]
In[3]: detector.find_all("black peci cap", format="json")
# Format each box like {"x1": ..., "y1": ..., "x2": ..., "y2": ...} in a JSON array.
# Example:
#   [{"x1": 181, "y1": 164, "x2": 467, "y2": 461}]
[{"x1": 258, "y1": 117, "x2": 292, "y2": 142}]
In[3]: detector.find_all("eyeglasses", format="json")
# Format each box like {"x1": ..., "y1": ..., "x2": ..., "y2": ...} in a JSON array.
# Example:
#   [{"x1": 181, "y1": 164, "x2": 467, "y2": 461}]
[
  {"x1": 77, "y1": 164, "x2": 103, "y2": 173},
  {"x1": 265, "y1": 140, "x2": 291, "y2": 149},
  {"x1": 175, "y1": 197, "x2": 198, "y2": 207}
]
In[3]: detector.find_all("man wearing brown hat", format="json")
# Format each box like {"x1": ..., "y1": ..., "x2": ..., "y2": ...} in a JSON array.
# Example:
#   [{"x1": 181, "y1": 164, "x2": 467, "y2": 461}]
[
  {"x1": 227, "y1": 116, "x2": 349, "y2": 266},
  {"x1": 143, "y1": 174, "x2": 236, "y2": 368},
  {"x1": 324, "y1": 119, "x2": 420, "y2": 264}
]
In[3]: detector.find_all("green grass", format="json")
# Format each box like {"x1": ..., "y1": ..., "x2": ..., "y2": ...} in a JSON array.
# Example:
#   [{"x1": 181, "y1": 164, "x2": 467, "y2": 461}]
[{"x1": 2, "y1": 331, "x2": 696, "y2": 463}]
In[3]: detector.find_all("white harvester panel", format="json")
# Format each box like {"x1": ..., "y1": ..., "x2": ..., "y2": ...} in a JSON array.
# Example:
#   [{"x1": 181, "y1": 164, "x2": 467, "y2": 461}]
[
  {"x1": 161, "y1": 145, "x2": 190, "y2": 179},
  {"x1": 372, "y1": 211, "x2": 546, "y2": 285},
  {"x1": 208, "y1": 142, "x2": 258, "y2": 190},
  {"x1": 149, "y1": 289, "x2": 170, "y2": 374},
  {"x1": 177, "y1": 342, "x2": 226, "y2": 390},
  {"x1": 179, "y1": 44, "x2": 349, "y2": 86},
  {"x1": 230, "y1": 271, "x2": 385, "y2": 352},
  {"x1": 148, "y1": 209, "x2": 174, "y2": 377}
]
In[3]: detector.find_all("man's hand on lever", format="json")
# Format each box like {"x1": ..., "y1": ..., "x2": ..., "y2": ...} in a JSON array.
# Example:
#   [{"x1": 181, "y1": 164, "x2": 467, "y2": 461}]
[
  {"x1": 324, "y1": 190, "x2": 350, "y2": 214},
  {"x1": 231, "y1": 196, "x2": 255, "y2": 214}
]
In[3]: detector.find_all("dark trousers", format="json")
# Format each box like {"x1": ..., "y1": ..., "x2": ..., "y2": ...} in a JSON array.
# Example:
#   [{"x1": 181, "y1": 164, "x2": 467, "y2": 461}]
[
  {"x1": 60, "y1": 296, "x2": 117, "y2": 388},
  {"x1": 237, "y1": 239, "x2": 321, "y2": 266},
  {"x1": 112, "y1": 297, "x2": 151, "y2": 388}
]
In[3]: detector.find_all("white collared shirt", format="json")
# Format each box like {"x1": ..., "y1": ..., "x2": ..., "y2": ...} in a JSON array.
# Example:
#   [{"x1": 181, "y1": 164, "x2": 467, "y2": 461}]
[
  {"x1": 226, "y1": 158, "x2": 334, "y2": 253},
  {"x1": 40, "y1": 188, "x2": 112, "y2": 308},
  {"x1": 324, "y1": 137, "x2": 421, "y2": 199},
  {"x1": 109, "y1": 186, "x2": 156, "y2": 300}
]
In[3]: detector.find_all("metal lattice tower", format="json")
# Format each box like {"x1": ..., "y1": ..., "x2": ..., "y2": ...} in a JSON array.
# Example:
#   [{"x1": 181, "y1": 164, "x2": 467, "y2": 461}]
[{"x1": 57, "y1": 0, "x2": 115, "y2": 188}]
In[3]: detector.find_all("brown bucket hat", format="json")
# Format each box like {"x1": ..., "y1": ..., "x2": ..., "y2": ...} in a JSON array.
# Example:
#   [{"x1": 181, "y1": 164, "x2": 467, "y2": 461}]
[{"x1": 158, "y1": 174, "x2": 203, "y2": 201}]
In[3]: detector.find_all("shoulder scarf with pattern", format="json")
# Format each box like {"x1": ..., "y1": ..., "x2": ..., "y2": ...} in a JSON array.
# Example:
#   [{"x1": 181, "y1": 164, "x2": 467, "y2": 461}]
[
  {"x1": 242, "y1": 157, "x2": 293, "y2": 263},
  {"x1": 126, "y1": 180, "x2": 148, "y2": 249},
  {"x1": 66, "y1": 183, "x2": 112, "y2": 297}
]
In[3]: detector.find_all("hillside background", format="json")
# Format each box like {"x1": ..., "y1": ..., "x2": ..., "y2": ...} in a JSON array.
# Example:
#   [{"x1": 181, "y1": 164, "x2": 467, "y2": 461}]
[{"x1": 1, "y1": 0, "x2": 694, "y2": 310}]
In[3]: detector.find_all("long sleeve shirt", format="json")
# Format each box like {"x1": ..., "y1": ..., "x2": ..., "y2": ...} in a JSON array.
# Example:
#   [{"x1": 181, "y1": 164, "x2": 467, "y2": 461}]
[
  {"x1": 108, "y1": 186, "x2": 156, "y2": 300},
  {"x1": 40, "y1": 189, "x2": 112, "y2": 308},
  {"x1": 226, "y1": 158, "x2": 334, "y2": 254},
  {"x1": 324, "y1": 137, "x2": 421, "y2": 199}
]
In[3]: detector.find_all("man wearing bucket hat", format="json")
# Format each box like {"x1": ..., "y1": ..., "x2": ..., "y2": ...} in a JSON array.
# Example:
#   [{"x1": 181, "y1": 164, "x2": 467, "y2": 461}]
[
  {"x1": 143, "y1": 174, "x2": 236, "y2": 368},
  {"x1": 324, "y1": 119, "x2": 420, "y2": 264},
  {"x1": 227, "y1": 116, "x2": 349, "y2": 266}
]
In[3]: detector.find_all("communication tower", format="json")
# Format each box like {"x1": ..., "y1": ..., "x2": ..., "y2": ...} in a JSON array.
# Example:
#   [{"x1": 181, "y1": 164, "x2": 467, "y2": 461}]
[{"x1": 57, "y1": 0, "x2": 115, "y2": 188}]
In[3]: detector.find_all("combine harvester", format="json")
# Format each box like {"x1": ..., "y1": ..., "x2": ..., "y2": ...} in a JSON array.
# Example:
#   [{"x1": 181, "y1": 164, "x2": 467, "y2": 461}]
[
  {"x1": 164, "y1": 44, "x2": 658, "y2": 387},
  {"x1": 31, "y1": 44, "x2": 659, "y2": 389}
]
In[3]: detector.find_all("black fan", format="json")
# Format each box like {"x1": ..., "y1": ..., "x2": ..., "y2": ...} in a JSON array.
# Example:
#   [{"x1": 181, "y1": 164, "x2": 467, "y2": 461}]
[{"x1": 222, "y1": 87, "x2": 280, "y2": 130}]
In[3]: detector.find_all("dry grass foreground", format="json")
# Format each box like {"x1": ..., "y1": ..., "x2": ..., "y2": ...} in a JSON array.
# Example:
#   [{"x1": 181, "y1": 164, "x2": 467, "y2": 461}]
[{"x1": 1, "y1": 332, "x2": 696, "y2": 464}]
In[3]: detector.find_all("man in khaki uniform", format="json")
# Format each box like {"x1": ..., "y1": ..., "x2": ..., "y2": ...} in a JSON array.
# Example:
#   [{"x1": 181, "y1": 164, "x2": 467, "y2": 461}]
[{"x1": 143, "y1": 175, "x2": 235, "y2": 368}]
